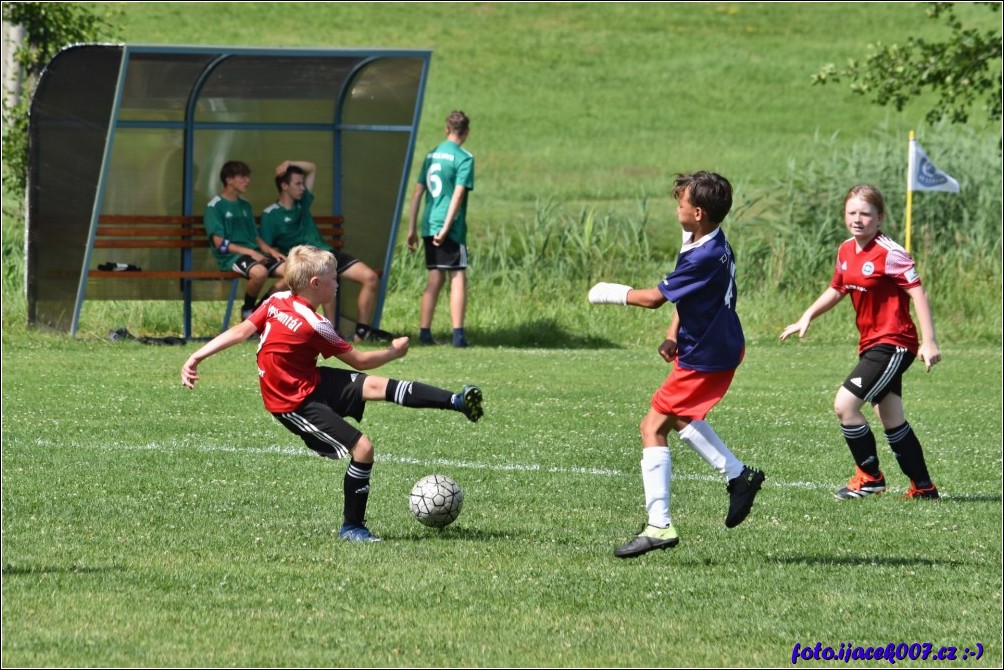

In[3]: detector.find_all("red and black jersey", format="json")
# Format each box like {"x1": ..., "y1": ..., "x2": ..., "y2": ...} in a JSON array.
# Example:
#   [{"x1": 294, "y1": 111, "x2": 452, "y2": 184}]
[
  {"x1": 830, "y1": 232, "x2": 921, "y2": 354},
  {"x1": 248, "y1": 291, "x2": 353, "y2": 413}
]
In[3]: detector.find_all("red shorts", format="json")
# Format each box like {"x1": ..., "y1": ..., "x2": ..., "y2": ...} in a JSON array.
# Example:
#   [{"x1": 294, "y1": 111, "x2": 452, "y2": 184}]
[{"x1": 651, "y1": 363, "x2": 737, "y2": 420}]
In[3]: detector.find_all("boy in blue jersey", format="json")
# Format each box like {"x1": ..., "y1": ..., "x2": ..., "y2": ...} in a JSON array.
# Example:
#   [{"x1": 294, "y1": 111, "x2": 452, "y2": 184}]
[
  {"x1": 406, "y1": 110, "x2": 475, "y2": 348},
  {"x1": 589, "y1": 171, "x2": 765, "y2": 558}
]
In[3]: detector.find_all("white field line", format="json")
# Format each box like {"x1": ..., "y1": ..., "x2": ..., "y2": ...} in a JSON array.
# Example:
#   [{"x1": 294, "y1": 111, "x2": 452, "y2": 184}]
[{"x1": 37, "y1": 438, "x2": 834, "y2": 492}]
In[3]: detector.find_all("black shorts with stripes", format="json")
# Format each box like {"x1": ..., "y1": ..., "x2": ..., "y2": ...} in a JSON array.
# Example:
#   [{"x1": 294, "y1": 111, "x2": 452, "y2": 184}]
[
  {"x1": 272, "y1": 367, "x2": 368, "y2": 460},
  {"x1": 423, "y1": 236, "x2": 468, "y2": 270},
  {"x1": 842, "y1": 344, "x2": 916, "y2": 404}
]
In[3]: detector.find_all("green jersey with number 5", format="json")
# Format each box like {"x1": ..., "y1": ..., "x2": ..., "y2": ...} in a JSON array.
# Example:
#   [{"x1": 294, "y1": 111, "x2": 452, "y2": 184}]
[{"x1": 417, "y1": 139, "x2": 475, "y2": 243}]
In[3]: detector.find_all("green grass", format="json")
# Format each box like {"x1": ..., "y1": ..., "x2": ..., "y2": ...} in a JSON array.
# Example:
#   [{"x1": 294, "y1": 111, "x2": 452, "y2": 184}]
[
  {"x1": 2, "y1": 334, "x2": 1001, "y2": 666},
  {"x1": 3, "y1": 3, "x2": 1001, "y2": 666},
  {"x1": 108, "y1": 2, "x2": 999, "y2": 226}
]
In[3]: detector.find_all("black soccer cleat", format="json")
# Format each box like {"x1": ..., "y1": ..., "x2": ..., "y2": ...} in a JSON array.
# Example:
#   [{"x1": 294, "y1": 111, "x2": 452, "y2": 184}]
[
  {"x1": 725, "y1": 466, "x2": 765, "y2": 528},
  {"x1": 456, "y1": 385, "x2": 483, "y2": 423}
]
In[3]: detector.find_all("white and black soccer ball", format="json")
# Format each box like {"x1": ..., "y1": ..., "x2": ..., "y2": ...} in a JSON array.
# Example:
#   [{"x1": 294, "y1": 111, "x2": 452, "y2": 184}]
[{"x1": 409, "y1": 474, "x2": 464, "y2": 528}]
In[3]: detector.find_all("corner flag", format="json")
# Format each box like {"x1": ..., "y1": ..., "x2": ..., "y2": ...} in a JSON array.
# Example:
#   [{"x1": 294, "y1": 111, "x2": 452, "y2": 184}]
[
  {"x1": 908, "y1": 136, "x2": 960, "y2": 193},
  {"x1": 904, "y1": 131, "x2": 960, "y2": 253}
]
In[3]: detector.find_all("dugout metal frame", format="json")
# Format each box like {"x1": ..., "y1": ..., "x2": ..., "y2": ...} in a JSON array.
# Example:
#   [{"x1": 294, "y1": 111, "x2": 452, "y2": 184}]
[{"x1": 25, "y1": 44, "x2": 432, "y2": 338}]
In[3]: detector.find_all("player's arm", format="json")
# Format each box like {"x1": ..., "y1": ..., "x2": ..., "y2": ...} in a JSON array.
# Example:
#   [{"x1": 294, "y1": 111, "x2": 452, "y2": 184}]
[
  {"x1": 658, "y1": 309, "x2": 681, "y2": 363},
  {"x1": 275, "y1": 160, "x2": 317, "y2": 190},
  {"x1": 627, "y1": 287, "x2": 667, "y2": 309},
  {"x1": 256, "y1": 237, "x2": 286, "y2": 261},
  {"x1": 433, "y1": 185, "x2": 467, "y2": 246},
  {"x1": 335, "y1": 336, "x2": 410, "y2": 371},
  {"x1": 906, "y1": 284, "x2": 941, "y2": 371},
  {"x1": 209, "y1": 234, "x2": 266, "y2": 262},
  {"x1": 407, "y1": 183, "x2": 426, "y2": 252},
  {"x1": 181, "y1": 320, "x2": 259, "y2": 388},
  {"x1": 588, "y1": 283, "x2": 666, "y2": 309},
  {"x1": 780, "y1": 287, "x2": 844, "y2": 340}
]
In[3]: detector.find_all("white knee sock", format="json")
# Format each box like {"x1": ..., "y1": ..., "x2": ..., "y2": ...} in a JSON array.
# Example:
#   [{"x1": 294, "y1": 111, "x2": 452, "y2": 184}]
[
  {"x1": 641, "y1": 446, "x2": 672, "y2": 527},
  {"x1": 678, "y1": 420, "x2": 744, "y2": 480}
]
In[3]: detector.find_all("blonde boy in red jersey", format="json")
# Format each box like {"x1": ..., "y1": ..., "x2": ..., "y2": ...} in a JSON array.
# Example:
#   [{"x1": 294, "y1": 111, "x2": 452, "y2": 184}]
[
  {"x1": 781, "y1": 184, "x2": 942, "y2": 500},
  {"x1": 182, "y1": 245, "x2": 484, "y2": 542}
]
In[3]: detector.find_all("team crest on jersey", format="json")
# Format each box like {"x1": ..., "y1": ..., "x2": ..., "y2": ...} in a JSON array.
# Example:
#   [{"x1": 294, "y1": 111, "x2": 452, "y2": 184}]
[{"x1": 861, "y1": 261, "x2": 875, "y2": 276}]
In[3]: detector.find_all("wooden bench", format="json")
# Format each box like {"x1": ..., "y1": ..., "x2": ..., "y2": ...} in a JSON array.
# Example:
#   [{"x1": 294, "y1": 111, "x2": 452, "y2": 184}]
[{"x1": 88, "y1": 214, "x2": 344, "y2": 338}]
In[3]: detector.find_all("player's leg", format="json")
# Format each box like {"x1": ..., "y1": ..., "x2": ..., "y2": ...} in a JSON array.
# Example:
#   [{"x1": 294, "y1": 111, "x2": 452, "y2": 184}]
[
  {"x1": 833, "y1": 386, "x2": 886, "y2": 499},
  {"x1": 240, "y1": 261, "x2": 268, "y2": 318},
  {"x1": 654, "y1": 364, "x2": 763, "y2": 527},
  {"x1": 268, "y1": 260, "x2": 287, "y2": 293},
  {"x1": 419, "y1": 269, "x2": 445, "y2": 344},
  {"x1": 254, "y1": 260, "x2": 287, "y2": 308},
  {"x1": 338, "y1": 261, "x2": 380, "y2": 340},
  {"x1": 833, "y1": 345, "x2": 909, "y2": 499},
  {"x1": 449, "y1": 269, "x2": 468, "y2": 347},
  {"x1": 362, "y1": 375, "x2": 483, "y2": 423},
  {"x1": 614, "y1": 409, "x2": 680, "y2": 558},
  {"x1": 272, "y1": 398, "x2": 380, "y2": 542},
  {"x1": 875, "y1": 391, "x2": 939, "y2": 499}
]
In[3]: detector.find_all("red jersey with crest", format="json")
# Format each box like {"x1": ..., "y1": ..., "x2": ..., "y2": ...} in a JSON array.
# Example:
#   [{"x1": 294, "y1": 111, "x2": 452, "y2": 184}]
[
  {"x1": 247, "y1": 291, "x2": 353, "y2": 412},
  {"x1": 829, "y1": 232, "x2": 921, "y2": 355}
]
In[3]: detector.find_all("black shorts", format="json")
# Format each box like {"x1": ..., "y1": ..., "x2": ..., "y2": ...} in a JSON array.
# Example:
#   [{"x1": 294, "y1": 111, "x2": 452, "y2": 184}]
[
  {"x1": 423, "y1": 236, "x2": 468, "y2": 270},
  {"x1": 332, "y1": 248, "x2": 360, "y2": 274},
  {"x1": 232, "y1": 254, "x2": 283, "y2": 277},
  {"x1": 842, "y1": 344, "x2": 916, "y2": 404},
  {"x1": 272, "y1": 367, "x2": 368, "y2": 459}
]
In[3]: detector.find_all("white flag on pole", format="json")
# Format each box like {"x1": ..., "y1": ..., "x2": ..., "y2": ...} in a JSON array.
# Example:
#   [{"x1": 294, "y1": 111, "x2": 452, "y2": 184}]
[{"x1": 908, "y1": 138, "x2": 960, "y2": 192}]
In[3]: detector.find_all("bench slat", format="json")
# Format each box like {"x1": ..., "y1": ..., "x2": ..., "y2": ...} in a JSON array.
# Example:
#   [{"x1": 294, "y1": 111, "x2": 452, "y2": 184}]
[
  {"x1": 88, "y1": 270, "x2": 240, "y2": 279},
  {"x1": 94, "y1": 239, "x2": 210, "y2": 249}
]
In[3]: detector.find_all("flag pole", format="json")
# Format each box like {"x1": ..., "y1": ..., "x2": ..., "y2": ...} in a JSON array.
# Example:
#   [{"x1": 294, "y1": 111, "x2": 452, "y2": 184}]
[{"x1": 905, "y1": 130, "x2": 915, "y2": 254}]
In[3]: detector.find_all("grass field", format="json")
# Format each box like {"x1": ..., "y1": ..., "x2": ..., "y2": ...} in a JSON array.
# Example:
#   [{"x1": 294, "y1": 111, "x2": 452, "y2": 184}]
[
  {"x1": 109, "y1": 2, "x2": 996, "y2": 227},
  {"x1": 2, "y1": 2, "x2": 1001, "y2": 667},
  {"x1": 2, "y1": 332, "x2": 1001, "y2": 666}
]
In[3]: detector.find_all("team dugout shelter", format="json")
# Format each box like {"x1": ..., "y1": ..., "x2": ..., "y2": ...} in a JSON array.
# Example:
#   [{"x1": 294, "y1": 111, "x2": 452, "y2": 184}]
[{"x1": 26, "y1": 44, "x2": 432, "y2": 338}]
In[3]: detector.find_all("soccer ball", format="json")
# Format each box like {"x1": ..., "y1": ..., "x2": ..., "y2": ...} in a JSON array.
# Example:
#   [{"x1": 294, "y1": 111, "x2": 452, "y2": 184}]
[{"x1": 409, "y1": 474, "x2": 464, "y2": 528}]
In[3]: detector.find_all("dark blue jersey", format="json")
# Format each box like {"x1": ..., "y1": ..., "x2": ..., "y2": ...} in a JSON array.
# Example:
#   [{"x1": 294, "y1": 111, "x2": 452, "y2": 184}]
[{"x1": 658, "y1": 227, "x2": 744, "y2": 371}]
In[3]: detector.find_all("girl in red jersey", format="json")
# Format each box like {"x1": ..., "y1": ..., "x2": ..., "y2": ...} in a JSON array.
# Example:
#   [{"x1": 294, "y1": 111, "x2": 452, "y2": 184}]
[
  {"x1": 182, "y1": 245, "x2": 483, "y2": 542},
  {"x1": 781, "y1": 184, "x2": 942, "y2": 500}
]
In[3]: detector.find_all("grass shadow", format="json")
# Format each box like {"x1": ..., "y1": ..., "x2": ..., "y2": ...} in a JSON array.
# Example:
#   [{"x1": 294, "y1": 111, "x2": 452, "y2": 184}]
[
  {"x1": 768, "y1": 554, "x2": 972, "y2": 568},
  {"x1": 942, "y1": 494, "x2": 1003, "y2": 503},
  {"x1": 449, "y1": 319, "x2": 621, "y2": 349},
  {"x1": 2, "y1": 563, "x2": 124, "y2": 576}
]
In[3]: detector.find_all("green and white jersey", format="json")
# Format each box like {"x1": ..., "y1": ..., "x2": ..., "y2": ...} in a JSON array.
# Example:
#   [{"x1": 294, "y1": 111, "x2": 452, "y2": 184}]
[
  {"x1": 417, "y1": 139, "x2": 475, "y2": 243},
  {"x1": 204, "y1": 195, "x2": 258, "y2": 270},
  {"x1": 259, "y1": 190, "x2": 332, "y2": 254}
]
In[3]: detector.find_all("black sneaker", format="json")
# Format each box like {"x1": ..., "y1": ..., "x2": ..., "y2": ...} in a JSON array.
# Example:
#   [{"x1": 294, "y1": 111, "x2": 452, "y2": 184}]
[
  {"x1": 455, "y1": 385, "x2": 483, "y2": 422},
  {"x1": 419, "y1": 333, "x2": 436, "y2": 345},
  {"x1": 614, "y1": 524, "x2": 680, "y2": 558},
  {"x1": 725, "y1": 466, "x2": 765, "y2": 528},
  {"x1": 368, "y1": 327, "x2": 396, "y2": 342}
]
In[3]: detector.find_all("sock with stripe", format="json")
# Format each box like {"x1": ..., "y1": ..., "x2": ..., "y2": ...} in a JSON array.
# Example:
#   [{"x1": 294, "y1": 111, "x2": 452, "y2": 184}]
[
  {"x1": 885, "y1": 422, "x2": 933, "y2": 487},
  {"x1": 385, "y1": 379, "x2": 453, "y2": 409},
  {"x1": 841, "y1": 423, "x2": 881, "y2": 477},
  {"x1": 343, "y1": 460, "x2": 373, "y2": 526}
]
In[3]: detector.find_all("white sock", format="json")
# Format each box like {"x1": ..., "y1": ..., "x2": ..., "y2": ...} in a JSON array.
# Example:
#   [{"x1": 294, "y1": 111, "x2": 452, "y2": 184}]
[
  {"x1": 641, "y1": 446, "x2": 672, "y2": 527},
  {"x1": 678, "y1": 420, "x2": 744, "y2": 480}
]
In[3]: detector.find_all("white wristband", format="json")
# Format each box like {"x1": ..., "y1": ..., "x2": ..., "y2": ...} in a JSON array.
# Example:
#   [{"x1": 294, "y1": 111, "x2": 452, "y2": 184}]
[{"x1": 588, "y1": 282, "x2": 632, "y2": 305}]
